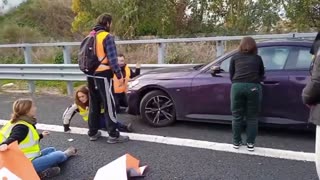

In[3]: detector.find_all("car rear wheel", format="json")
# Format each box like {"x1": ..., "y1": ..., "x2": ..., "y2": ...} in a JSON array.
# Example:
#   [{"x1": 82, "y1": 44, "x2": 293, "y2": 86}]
[{"x1": 140, "y1": 90, "x2": 176, "y2": 127}]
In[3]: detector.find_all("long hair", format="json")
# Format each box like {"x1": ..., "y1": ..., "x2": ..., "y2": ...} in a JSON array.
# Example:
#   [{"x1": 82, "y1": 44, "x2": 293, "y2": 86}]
[
  {"x1": 74, "y1": 85, "x2": 89, "y2": 109},
  {"x1": 311, "y1": 32, "x2": 320, "y2": 55},
  {"x1": 11, "y1": 99, "x2": 33, "y2": 123},
  {"x1": 238, "y1": 37, "x2": 257, "y2": 55},
  {"x1": 96, "y1": 13, "x2": 112, "y2": 32}
]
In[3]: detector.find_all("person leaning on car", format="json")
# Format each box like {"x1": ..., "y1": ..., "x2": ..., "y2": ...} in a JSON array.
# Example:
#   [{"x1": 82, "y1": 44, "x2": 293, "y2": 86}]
[
  {"x1": 229, "y1": 36, "x2": 265, "y2": 151},
  {"x1": 302, "y1": 31, "x2": 320, "y2": 178}
]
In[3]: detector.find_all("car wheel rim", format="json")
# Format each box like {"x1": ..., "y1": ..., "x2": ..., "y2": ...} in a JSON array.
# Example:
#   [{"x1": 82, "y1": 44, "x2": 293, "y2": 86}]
[{"x1": 144, "y1": 95, "x2": 174, "y2": 124}]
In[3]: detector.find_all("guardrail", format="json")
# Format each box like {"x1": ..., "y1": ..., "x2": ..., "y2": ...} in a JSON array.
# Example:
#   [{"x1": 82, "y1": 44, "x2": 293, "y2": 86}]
[
  {"x1": 0, "y1": 32, "x2": 318, "y2": 95},
  {"x1": 0, "y1": 64, "x2": 198, "y2": 95}
]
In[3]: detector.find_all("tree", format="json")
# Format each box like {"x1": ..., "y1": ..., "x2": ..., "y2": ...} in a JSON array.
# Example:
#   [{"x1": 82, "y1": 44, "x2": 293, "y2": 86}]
[
  {"x1": 284, "y1": 0, "x2": 320, "y2": 31},
  {"x1": 71, "y1": 0, "x2": 95, "y2": 34},
  {"x1": 70, "y1": 0, "x2": 286, "y2": 37}
]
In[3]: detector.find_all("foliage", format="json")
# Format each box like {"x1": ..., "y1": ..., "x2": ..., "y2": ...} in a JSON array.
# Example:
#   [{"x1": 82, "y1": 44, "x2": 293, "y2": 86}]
[{"x1": 284, "y1": 0, "x2": 320, "y2": 31}]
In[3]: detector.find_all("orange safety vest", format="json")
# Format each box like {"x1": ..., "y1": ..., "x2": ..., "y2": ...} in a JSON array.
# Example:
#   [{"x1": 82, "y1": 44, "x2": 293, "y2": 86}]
[
  {"x1": 95, "y1": 31, "x2": 111, "y2": 72},
  {"x1": 113, "y1": 65, "x2": 131, "y2": 94}
]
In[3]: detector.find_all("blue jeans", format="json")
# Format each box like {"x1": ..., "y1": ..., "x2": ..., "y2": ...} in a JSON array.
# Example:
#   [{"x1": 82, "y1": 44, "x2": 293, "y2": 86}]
[{"x1": 32, "y1": 147, "x2": 68, "y2": 172}]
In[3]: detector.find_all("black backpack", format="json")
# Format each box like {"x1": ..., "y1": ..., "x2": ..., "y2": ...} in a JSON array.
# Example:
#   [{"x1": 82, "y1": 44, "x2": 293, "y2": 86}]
[{"x1": 78, "y1": 31, "x2": 103, "y2": 75}]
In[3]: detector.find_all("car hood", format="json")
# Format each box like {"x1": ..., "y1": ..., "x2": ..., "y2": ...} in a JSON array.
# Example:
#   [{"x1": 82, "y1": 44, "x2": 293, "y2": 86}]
[{"x1": 137, "y1": 65, "x2": 200, "y2": 80}]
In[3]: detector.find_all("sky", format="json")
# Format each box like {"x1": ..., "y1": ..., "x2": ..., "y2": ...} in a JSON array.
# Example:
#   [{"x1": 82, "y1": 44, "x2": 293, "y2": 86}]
[{"x1": 0, "y1": 0, "x2": 26, "y2": 14}]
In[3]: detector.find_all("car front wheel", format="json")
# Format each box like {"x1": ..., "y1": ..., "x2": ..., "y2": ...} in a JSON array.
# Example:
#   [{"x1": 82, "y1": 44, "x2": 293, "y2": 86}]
[{"x1": 140, "y1": 90, "x2": 176, "y2": 127}]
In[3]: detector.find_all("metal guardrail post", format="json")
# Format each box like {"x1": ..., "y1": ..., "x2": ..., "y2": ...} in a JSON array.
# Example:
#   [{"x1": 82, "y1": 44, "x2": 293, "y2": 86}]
[
  {"x1": 158, "y1": 43, "x2": 166, "y2": 64},
  {"x1": 23, "y1": 46, "x2": 35, "y2": 94},
  {"x1": 62, "y1": 46, "x2": 74, "y2": 96},
  {"x1": 216, "y1": 40, "x2": 224, "y2": 57}
]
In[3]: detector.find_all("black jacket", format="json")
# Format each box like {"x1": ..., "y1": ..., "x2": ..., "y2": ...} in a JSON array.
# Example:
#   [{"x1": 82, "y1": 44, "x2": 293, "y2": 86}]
[{"x1": 229, "y1": 53, "x2": 265, "y2": 83}]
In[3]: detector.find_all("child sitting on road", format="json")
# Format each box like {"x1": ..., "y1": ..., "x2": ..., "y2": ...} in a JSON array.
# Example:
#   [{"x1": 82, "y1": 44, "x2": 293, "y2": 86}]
[{"x1": 62, "y1": 85, "x2": 133, "y2": 133}]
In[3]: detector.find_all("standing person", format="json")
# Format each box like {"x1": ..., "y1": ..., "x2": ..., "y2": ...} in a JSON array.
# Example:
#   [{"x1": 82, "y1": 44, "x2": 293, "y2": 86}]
[
  {"x1": 86, "y1": 13, "x2": 129, "y2": 143},
  {"x1": 229, "y1": 37, "x2": 265, "y2": 151},
  {"x1": 62, "y1": 85, "x2": 133, "y2": 133},
  {"x1": 0, "y1": 99, "x2": 77, "y2": 179},
  {"x1": 302, "y1": 31, "x2": 320, "y2": 177},
  {"x1": 114, "y1": 53, "x2": 141, "y2": 113}
]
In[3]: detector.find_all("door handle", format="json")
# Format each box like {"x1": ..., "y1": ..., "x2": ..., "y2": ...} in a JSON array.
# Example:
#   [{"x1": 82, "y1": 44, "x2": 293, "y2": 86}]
[{"x1": 261, "y1": 81, "x2": 279, "y2": 85}]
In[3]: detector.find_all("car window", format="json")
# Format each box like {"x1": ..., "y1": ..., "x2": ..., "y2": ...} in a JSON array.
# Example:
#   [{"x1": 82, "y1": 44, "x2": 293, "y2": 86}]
[
  {"x1": 220, "y1": 56, "x2": 232, "y2": 72},
  {"x1": 258, "y1": 46, "x2": 290, "y2": 70},
  {"x1": 285, "y1": 48, "x2": 313, "y2": 70}
]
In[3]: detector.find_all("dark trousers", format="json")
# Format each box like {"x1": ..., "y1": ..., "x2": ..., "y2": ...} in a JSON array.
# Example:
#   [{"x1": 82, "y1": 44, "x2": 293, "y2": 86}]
[
  {"x1": 231, "y1": 83, "x2": 262, "y2": 144},
  {"x1": 114, "y1": 92, "x2": 128, "y2": 113},
  {"x1": 98, "y1": 113, "x2": 128, "y2": 132},
  {"x1": 87, "y1": 70, "x2": 119, "y2": 138}
]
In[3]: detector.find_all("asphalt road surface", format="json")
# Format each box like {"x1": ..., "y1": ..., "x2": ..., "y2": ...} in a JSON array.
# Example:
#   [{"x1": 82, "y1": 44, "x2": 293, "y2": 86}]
[{"x1": 0, "y1": 92, "x2": 318, "y2": 180}]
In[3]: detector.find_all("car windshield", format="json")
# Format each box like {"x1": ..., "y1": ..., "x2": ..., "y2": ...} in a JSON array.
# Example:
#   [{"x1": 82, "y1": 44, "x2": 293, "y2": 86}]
[{"x1": 198, "y1": 50, "x2": 237, "y2": 70}]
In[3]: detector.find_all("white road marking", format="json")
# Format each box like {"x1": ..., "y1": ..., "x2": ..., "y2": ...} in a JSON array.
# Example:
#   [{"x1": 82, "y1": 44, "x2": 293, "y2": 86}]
[{"x1": 0, "y1": 119, "x2": 315, "y2": 162}]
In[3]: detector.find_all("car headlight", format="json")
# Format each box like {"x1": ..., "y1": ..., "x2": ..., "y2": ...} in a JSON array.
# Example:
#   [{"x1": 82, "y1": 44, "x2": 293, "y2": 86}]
[{"x1": 128, "y1": 79, "x2": 140, "y2": 89}]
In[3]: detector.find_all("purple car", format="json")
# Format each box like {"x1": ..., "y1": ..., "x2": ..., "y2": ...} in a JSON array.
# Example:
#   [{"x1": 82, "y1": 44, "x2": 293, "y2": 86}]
[{"x1": 127, "y1": 40, "x2": 313, "y2": 128}]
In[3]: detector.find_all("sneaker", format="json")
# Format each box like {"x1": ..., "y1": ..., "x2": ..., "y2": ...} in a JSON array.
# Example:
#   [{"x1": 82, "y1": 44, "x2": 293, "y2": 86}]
[
  {"x1": 63, "y1": 124, "x2": 71, "y2": 133},
  {"x1": 64, "y1": 146, "x2": 77, "y2": 157},
  {"x1": 38, "y1": 166, "x2": 60, "y2": 179},
  {"x1": 247, "y1": 143, "x2": 255, "y2": 151},
  {"x1": 64, "y1": 129, "x2": 71, "y2": 133},
  {"x1": 233, "y1": 142, "x2": 242, "y2": 149},
  {"x1": 89, "y1": 131, "x2": 101, "y2": 141},
  {"x1": 126, "y1": 123, "x2": 133, "y2": 132},
  {"x1": 107, "y1": 135, "x2": 130, "y2": 144}
]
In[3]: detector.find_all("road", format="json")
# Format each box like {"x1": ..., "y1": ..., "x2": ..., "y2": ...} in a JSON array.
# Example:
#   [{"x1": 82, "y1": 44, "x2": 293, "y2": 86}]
[{"x1": 0, "y1": 92, "x2": 318, "y2": 180}]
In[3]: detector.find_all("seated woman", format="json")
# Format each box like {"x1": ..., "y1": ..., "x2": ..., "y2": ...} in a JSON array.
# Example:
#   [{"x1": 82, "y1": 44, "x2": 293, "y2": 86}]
[
  {"x1": 62, "y1": 85, "x2": 133, "y2": 133},
  {"x1": 0, "y1": 98, "x2": 77, "y2": 179}
]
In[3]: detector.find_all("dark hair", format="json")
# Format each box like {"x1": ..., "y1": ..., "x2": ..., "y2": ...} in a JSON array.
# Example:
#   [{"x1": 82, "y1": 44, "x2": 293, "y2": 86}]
[
  {"x1": 96, "y1": 13, "x2": 112, "y2": 27},
  {"x1": 11, "y1": 98, "x2": 33, "y2": 123},
  {"x1": 310, "y1": 32, "x2": 320, "y2": 55},
  {"x1": 74, "y1": 85, "x2": 89, "y2": 109},
  {"x1": 118, "y1": 53, "x2": 125, "y2": 58},
  {"x1": 238, "y1": 37, "x2": 257, "y2": 55}
]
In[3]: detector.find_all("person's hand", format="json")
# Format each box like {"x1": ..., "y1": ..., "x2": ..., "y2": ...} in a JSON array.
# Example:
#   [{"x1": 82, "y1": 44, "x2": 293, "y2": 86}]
[
  {"x1": 0, "y1": 144, "x2": 8, "y2": 152},
  {"x1": 42, "y1": 131, "x2": 50, "y2": 137},
  {"x1": 136, "y1": 63, "x2": 141, "y2": 69}
]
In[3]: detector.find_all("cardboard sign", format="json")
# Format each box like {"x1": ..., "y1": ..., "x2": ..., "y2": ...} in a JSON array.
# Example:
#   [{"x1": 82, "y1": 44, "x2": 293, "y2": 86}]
[
  {"x1": 94, "y1": 154, "x2": 147, "y2": 180},
  {"x1": 0, "y1": 141, "x2": 40, "y2": 180}
]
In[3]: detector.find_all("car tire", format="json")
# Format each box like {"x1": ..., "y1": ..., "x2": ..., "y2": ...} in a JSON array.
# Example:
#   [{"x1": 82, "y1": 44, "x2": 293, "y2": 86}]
[{"x1": 140, "y1": 90, "x2": 176, "y2": 127}]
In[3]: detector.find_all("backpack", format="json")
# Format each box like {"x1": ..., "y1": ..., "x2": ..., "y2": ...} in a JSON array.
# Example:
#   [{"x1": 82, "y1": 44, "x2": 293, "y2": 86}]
[{"x1": 78, "y1": 30, "x2": 103, "y2": 75}]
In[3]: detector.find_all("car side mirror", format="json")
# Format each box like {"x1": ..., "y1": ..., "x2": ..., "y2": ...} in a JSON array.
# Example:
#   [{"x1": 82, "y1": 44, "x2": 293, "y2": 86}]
[{"x1": 210, "y1": 66, "x2": 221, "y2": 76}]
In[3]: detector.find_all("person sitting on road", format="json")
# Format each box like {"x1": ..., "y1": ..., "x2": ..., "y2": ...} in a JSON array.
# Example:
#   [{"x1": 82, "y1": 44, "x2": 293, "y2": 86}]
[
  {"x1": 113, "y1": 53, "x2": 141, "y2": 113},
  {"x1": 0, "y1": 98, "x2": 77, "y2": 179},
  {"x1": 62, "y1": 85, "x2": 133, "y2": 133}
]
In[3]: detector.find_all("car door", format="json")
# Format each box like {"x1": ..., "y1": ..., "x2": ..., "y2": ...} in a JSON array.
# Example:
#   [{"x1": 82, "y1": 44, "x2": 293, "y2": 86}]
[
  {"x1": 189, "y1": 45, "x2": 293, "y2": 124},
  {"x1": 258, "y1": 46, "x2": 293, "y2": 124},
  {"x1": 283, "y1": 46, "x2": 313, "y2": 124},
  {"x1": 188, "y1": 55, "x2": 233, "y2": 121}
]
